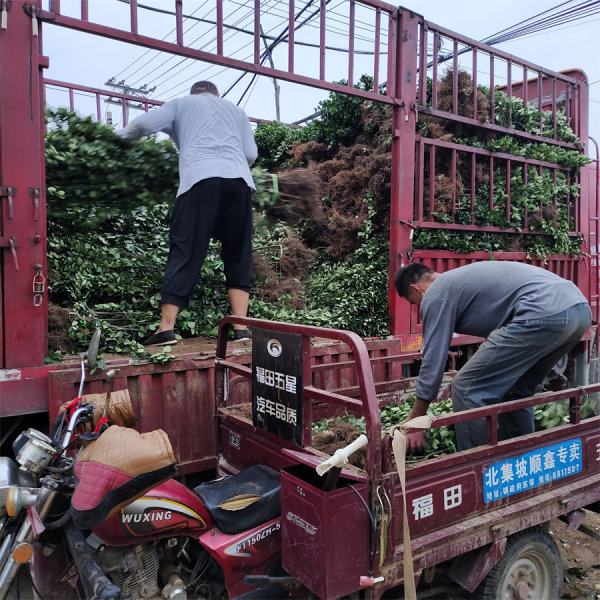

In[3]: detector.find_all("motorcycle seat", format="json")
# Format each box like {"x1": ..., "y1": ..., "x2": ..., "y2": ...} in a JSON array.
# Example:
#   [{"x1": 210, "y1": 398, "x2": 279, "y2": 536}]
[{"x1": 194, "y1": 465, "x2": 280, "y2": 535}]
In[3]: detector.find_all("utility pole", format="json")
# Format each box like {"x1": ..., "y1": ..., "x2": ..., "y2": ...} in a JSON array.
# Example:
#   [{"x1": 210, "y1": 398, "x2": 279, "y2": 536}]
[
  {"x1": 104, "y1": 78, "x2": 156, "y2": 126},
  {"x1": 260, "y1": 26, "x2": 281, "y2": 122}
]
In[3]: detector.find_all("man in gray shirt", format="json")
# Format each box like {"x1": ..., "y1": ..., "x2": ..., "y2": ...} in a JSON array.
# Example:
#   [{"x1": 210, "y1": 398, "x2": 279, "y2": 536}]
[
  {"x1": 118, "y1": 81, "x2": 258, "y2": 346},
  {"x1": 394, "y1": 261, "x2": 591, "y2": 450}
]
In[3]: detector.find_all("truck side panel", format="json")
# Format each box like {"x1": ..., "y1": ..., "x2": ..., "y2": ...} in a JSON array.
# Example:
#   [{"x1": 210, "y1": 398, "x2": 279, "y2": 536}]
[{"x1": 0, "y1": 0, "x2": 48, "y2": 369}]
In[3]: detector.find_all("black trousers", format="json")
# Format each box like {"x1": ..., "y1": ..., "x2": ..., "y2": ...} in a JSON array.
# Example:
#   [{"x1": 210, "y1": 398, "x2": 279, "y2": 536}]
[{"x1": 161, "y1": 177, "x2": 253, "y2": 308}]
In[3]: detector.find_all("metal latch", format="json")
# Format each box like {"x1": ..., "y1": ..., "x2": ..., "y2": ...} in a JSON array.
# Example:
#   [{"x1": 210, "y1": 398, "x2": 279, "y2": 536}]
[
  {"x1": 1, "y1": 0, "x2": 11, "y2": 30},
  {"x1": 33, "y1": 265, "x2": 45, "y2": 306},
  {"x1": 0, "y1": 236, "x2": 19, "y2": 271},
  {"x1": 22, "y1": 3, "x2": 55, "y2": 35},
  {"x1": 0, "y1": 186, "x2": 16, "y2": 220},
  {"x1": 29, "y1": 188, "x2": 40, "y2": 222}
]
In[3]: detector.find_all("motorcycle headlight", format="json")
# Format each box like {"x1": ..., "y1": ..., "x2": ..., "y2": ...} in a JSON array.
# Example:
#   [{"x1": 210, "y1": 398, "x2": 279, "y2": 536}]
[{"x1": 14, "y1": 429, "x2": 56, "y2": 474}]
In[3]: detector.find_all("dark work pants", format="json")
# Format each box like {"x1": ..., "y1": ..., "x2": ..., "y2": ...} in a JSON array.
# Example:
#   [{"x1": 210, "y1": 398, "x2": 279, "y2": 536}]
[
  {"x1": 161, "y1": 177, "x2": 253, "y2": 308},
  {"x1": 451, "y1": 303, "x2": 592, "y2": 450}
]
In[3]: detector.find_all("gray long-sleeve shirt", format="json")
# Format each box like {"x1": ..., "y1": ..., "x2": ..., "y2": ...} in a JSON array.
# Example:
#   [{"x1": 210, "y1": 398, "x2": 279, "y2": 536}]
[
  {"x1": 416, "y1": 261, "x2": 588, "y2": 402},
  {"x1": 118, "y1": 93, "x2": 258, "y2": 196}
]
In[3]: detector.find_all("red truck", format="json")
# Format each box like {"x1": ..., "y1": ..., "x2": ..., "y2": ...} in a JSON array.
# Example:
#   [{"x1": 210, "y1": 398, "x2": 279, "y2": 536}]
[
  {"x1": 0, "y1": 1, "x2": 599, "y2": 597},
  {"x1": 0, "y1": 0, "x2": 597, "y2": 458},
  {"x1": 214, "y1": 316, "x2": 600, "y2": 599}
]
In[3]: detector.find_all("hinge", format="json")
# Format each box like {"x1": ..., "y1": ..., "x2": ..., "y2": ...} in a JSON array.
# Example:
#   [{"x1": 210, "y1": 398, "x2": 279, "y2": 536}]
[{"x1": 22, "y1": 3, "x2": 55, "y2": 22}]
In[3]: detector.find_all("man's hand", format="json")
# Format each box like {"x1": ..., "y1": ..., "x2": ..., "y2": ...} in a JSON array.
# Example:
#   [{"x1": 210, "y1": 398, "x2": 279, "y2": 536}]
[
  {"x1": 406, "y1": 431, "x2": 425, "y2": 452},
  {"x1": 115, "y1": 131, "x2": 132, "y2": 148},
  {"x1": 402, "y1": 397, "x2": 429, "y2": 453}
]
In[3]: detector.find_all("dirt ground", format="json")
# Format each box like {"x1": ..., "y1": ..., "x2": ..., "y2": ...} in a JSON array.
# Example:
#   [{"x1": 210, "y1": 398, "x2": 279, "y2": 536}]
[{"x1": 552, "y1": 510, "x2": 600, "y2": 600}]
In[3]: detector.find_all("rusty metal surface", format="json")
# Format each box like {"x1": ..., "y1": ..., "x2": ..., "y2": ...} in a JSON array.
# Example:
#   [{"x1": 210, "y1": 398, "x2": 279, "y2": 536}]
[
  {"x1": 281, "y1": 465, "x2": 370, "y2": 600},
  {"x1": 48, "y1": 354, "x2": 251, "y2": 475},
  {"x1": 44, "y1": 332, "x2": 419, "y2": 474},
  {"x1": 404, "y1": 473, "x2": 600, "y2": 580}
]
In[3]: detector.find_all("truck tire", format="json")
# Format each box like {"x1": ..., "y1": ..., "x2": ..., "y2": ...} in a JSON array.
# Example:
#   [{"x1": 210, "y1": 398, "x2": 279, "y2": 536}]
[{"x1": 473, "y1": 527, "x2": 563, "y2": 600}]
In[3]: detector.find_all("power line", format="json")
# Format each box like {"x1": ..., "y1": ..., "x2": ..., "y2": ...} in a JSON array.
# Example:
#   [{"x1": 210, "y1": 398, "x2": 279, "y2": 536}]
[
  {"x1": 428, "y1": 0, "x2": 600, "y2": 68},
  {"x1": 113, "y1": 0, "x2": 209, "y2": 84},
  {"x1": 121, "y1": 0, "x2": 288, "y2": 93},
  {"x1": 157, "y1": 0, "x2": 291, "y2": 100},
  {"x1": 483, "y1": 0, "x2": 600, "y2": 45},
  {"x1": 152, "y1": 0, "x2": 323, "y2": 102},
  {"x1": 116, "y1": 0, "x2": 387, "y2": 100}
]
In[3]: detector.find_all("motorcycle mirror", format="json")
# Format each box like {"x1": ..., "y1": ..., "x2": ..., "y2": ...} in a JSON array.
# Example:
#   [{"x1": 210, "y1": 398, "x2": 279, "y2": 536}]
[{"x1": 85, "y1": 329, "x2": 101, "y2": 369}]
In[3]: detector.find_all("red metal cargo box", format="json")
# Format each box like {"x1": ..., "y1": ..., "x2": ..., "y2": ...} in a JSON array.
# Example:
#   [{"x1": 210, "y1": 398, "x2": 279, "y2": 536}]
[
  {"x1": 281, "y1": 463, "x2": 370, "y2": 600},
  {"x1": 47, "y1": 352, "x2": 253, "y2": 475}
]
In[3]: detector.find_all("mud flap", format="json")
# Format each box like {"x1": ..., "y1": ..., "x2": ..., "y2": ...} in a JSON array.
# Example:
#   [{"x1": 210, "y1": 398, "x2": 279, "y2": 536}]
[
  {"x1": 447, "y1": 537, "x2": 507, "y2": 593},
  {"x1": 234, "y1": 583, "x2": 290, "y2": 599}
]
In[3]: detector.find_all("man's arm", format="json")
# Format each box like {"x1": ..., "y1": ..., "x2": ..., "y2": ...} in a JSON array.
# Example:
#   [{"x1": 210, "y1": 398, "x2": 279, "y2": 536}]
[
  {"x1": 415, "y1": 298, "x2": 457, "y2": 404},
  {"x1": 240, "y1": 113, "x2": 258, "y2": 166},
  {"x1": 117, "y1": 102, "x2": 177, "y2": 144},
  {"x1": 402, "y1": 298, "x2": 456, "y2": 451}
]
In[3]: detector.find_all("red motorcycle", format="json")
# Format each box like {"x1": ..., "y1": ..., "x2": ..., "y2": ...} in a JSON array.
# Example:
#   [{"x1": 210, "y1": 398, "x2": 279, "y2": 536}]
[{"x1": 0, "y1": 332, "x2": 291, "y2": 600}]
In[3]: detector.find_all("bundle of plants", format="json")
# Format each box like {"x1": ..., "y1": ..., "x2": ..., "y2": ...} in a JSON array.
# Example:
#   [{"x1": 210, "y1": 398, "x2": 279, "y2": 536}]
[
  {"x1": 46, "y1": 109, "x2": 324, "y2": 228},
  {"x1": 252, "y1": 166, "x2": 324, "y2": 226},
  {"x1": 46, "y1": 109, "x2": 180, "y2": 225}
]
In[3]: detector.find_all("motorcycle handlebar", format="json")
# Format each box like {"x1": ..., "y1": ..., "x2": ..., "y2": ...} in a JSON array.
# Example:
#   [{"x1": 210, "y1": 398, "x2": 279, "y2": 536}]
[{"x1": 61, "y1": 406, "x2": 93, "y2": 450}]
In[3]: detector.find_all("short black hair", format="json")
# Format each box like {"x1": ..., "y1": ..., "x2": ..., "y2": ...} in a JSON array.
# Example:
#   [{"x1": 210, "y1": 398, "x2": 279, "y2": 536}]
[
  {"x1": 190, "y1": 81, "x2": 219, "y2": 95},
  {"x1": 394, "y1": 262, "x2": 435, "y2": 298}
]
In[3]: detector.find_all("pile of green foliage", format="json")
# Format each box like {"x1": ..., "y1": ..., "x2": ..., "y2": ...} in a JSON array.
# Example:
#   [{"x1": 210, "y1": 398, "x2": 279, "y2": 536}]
[
  {"x1": 253, "y1": 74, "x2": 380, "y2": 170},
  {"x1": 313, "y1": 395, "x2": 597, "y2": 461},
  {"x1": 45, "y1": 116, "x2": 383, "y2": 356},
  {"x1": 45, "y1": 78, "x2": 391, "y2": 356},
  {"x1": 313, "y1": 398, "x2": 457, "y2": 459},
  {"x1": 46, "y1": 108, "x2": 179, "y2": 223},
  {"x1": 45, "y1": 68, "x2": 589, "y2": 357},
  {"x1": 413, "y1": 86, "x2": 591, "y2": 257}
]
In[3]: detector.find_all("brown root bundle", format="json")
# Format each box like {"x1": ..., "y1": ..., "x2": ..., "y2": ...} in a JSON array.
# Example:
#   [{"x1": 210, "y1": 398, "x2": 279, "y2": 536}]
[{"x1": 266, "y1": 168, "x2": 325, "y2": 226}]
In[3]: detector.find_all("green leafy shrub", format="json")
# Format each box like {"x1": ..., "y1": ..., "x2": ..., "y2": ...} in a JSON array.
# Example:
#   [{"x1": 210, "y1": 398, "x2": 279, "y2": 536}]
[
  {"x1": 298, "y1": 74, "x2": 378, "y2": 150},
  {"x1": 415, "y1": 84, "x2": 590, "y2": 257},
  {"x1": 313, "y1": 398, "x2": 457, "y2": 458},
  {"x1": 46, "y1": 110, "x2": 231, "y2": 355},
  {"x1": 304, "y1": 233, "x2": 390, "y2": 337},
  {"x1": 254, "y1": 121, "x2": 301, "y2": 170},
  {"x1": 46, "y1": 108, "x2": 179, "y2": 224}
]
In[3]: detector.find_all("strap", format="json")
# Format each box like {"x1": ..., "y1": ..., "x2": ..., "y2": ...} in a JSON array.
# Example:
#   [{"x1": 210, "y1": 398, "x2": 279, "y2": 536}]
[
  {"x1": 94, "y1": 416, "x2": 109, "y2": 434},
  {"x1": 389, "y1": 414, "x2": 435, "y2": 600},
  {"x1": 66, "y1": 397, "x2": 82, "y2": 419}
]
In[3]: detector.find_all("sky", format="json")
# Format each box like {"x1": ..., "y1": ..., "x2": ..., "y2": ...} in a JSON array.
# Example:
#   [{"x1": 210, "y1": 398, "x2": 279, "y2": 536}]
[{"x1": 41, "y1": 0, "x2": 599, "y2": 155}]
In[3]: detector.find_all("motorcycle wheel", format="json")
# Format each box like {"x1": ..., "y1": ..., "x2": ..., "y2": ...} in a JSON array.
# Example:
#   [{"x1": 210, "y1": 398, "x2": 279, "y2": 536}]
[{"x1": 472, "y1": 526, "x2": 563, "y2": 600}]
